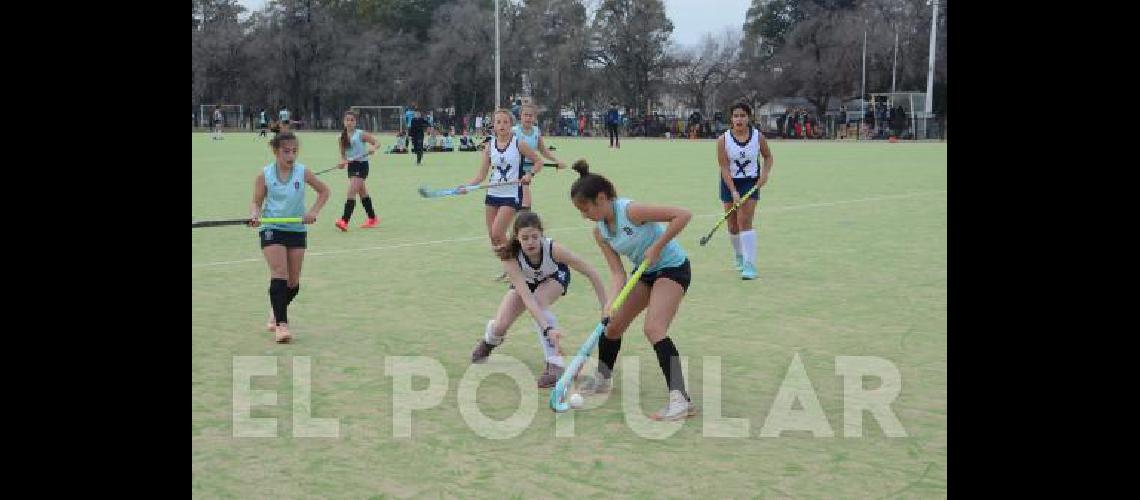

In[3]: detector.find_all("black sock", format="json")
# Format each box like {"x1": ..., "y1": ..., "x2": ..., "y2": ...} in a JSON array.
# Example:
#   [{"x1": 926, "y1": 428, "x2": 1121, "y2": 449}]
[
  {"x1": 361, "y1": 196, "x2": 376, "y2": 219},
  {"x1": 286, "y1": 285, "x2": 300, "y2": 305},
  {"x1": 269, "y1": 279, "x2": 289, "y2": 325},
  {"x1": 597, "y1": 335, "x2": 622, "y2": 378},
  {"x1": 341, "y1": 199, "x2": 356, "y2": 222},
  {"x1": 653, "y1": 337, "x2": 688, "y2": 400}
]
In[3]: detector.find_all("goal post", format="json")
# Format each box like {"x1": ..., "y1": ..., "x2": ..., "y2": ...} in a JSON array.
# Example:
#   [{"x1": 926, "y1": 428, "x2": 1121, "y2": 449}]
[{"x1": 349, "y1": 106, "x2": 405, "y2": 135}]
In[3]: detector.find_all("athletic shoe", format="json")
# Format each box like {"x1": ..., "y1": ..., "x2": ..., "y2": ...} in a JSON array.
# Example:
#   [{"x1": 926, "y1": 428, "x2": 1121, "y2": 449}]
[
  {"x1": 471, "y1": 339, "x2": 497, "y2": 363},
  {"x1": 274, "y1": 324, "x2": 292, "y2": 344},
  {"x1": 335, "y1": 219, "x2": 348, "y2": 232},
  {"x1": 361, "y1": 217, "x2": 379, "y2": 228},
  {"x1": 741, "y1": 261, "x2": 758, "y2": 280},
  {"x1": 650, "y1": 390, "x2": 697, "y2": 421},
  {"x1": 537, "y1": 362, "x2": 565, "y2": 389},
  {"x1": 577, "y1": 372, "x2": 612, "y2": 394},
  {"x1": 735, "y1": 254, "x2": 744, "y2": 272}
]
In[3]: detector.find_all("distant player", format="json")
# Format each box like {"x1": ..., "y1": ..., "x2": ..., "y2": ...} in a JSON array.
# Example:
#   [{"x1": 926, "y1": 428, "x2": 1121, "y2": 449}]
[
  {"x1": 716, "y1": 102, "x2": 773, "y2": 280},
  {"x1": 212, "y1": 106, "x2": 224, "y2": 140},
  {"x1": 278, "y1": 105, "x2": 291, "y2": 133},
  {"x1": 512, "y1": 103, "x2": 566, "y2": 210},
  {"x1": 258, "y1": 108, "x2": 269, "y2": 137},
  {"x1": 334, "y1": 110, "x2": 381, "y2": 231}
]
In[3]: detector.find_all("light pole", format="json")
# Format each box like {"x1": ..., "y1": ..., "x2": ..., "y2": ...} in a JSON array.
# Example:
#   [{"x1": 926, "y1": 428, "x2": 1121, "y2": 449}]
[
  {"x1": 860, "y1": 28, "x2": 866, "y2": 141},
  {"x1": 924, "y1": 0, "x2": 939, "y2": 114},
  {"x1": 495, "y1": 0, "x2": 501, "y2": 108}
]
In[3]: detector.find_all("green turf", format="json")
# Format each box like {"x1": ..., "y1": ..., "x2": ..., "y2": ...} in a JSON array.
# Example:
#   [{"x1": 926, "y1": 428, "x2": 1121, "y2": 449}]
[{"x1": 193, "y1": 132, "x2": 947, "y2": 498}]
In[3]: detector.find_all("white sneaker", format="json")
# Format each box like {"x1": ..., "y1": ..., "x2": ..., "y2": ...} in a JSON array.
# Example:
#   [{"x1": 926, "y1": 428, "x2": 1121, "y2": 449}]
[
  {"x1": 577, "y1": 372, "x2": 612, "y2": 394},
  {"x1": 650, "y1": 390, "x2": 696, "y2": 421}
]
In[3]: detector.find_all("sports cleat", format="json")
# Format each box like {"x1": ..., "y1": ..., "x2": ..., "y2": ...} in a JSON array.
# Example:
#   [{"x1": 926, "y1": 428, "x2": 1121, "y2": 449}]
[
  {"x1": 735, "y1": 254, "x2": 744, "y2": 272},
  {"x1": 577, "y1": 372, "x2": 612, "y2": 394},
  {"x1": 537, "y1": 362, "x2": 565, "y2": 389},
  {"x1": 741, "y1": 261, "x2": 758, "y2": 280},
  {"x1": 471, "y1": 339, "x2": 498, "y2": 363},
  {"x1": 650, "y1": 390, "x2": 697, "y2": 421},
  {"x1": 335, "y1": 219, "x2": 349, "y2": 232},
  {"x1": 274, "y1": 324, "x2": 292, "y2": 344},
  {"x1": 360, "y1": 217, "x2": 380, "y2": 228}
]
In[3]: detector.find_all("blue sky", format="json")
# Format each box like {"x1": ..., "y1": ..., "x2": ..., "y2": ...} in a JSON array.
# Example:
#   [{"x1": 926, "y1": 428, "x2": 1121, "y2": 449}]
[{"x1": 235, "y1": 0, "x2": 753, "y2": 48}]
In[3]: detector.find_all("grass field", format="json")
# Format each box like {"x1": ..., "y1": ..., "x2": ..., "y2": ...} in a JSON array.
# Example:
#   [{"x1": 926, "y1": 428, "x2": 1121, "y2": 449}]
[{"x1": 192, "y1": 132, "x2": 947, "y2": 498}]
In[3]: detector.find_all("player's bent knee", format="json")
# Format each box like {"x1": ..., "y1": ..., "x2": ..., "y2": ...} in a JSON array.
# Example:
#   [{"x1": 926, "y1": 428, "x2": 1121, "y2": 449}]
[{"x1": 643, "y1": 324, "x2": 667, "y2": 342}]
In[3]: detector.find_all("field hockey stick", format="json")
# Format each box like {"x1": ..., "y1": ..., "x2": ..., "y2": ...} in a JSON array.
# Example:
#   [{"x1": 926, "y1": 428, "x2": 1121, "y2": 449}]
[
  {"x1": 698, "y1": 183, "x2": 761, "y2": 246},
  {"x1": 314, "y1": 150, "x2": 376, "y2": 176},
  {"x1": 417, "y1": 179, "x2": 524, "y2": 199},
  {"x1": 550, "y1": 260, "x2": 650, "y2": 413},
  {"x1": 192, "y1": 217, "x2": 302, "y2": 228}
]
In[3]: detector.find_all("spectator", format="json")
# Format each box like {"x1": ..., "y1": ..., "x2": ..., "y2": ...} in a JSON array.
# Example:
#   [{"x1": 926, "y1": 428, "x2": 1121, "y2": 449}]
[
  {"x1": 404, "y1": 106, "x2": 416, "y2": 149},
  {"x1": 838, "y1": 106, "x2": 847, "y2": 139},
  {"x1": 409, "y1": 111, "x2": 429, "y2": 165},
  {"x1": 688, "y1": 110, "x2": 702, "y2": 139},
  {"x1": 606, "y1": 102, "x2": 621, "y2": 148}
]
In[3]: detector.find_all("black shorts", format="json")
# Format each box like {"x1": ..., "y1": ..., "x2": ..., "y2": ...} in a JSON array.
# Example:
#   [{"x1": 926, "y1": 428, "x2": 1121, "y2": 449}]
[
  {"x1": 638, "y1": 258, "x2": 691, "y2": 293},
  {"x1": 259, "y1": 229, "x2": 307, "y2": 249},
  {"x1": 347, "y1": 160, "x2": 369, "y2": 179},
  {"x1": 485, "y1": 194, "x2": 522, "y2": 210},
  {"x1": 719, "y1": 177, "x2": 761, "y2": 203},
  {"x1": 511, "y1": 263, "x2": 571, "y2": 296}
]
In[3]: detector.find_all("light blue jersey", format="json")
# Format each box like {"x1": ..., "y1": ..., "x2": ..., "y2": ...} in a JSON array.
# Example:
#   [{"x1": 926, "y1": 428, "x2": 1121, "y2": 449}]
[
  {"x1": 511, "y1": 124, "x2": 540, "y2": 168},
  {"x1": 596, "y1": 198, "x2": 687, "y2": 273},
  {"x1": 344, "y1": 129, "x2": 366, "y2": 161},
  {"x1": 261, "y1": 162, "x2": 307, "y2": 233}
]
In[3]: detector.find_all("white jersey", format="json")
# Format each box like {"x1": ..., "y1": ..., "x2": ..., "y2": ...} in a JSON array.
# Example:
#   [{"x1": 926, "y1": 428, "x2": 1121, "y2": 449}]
[
  {"x1": 486, "y1": 135, "x2": 522, "y2": 199},
  {"x1": 723, "y1": 127, "x2": 761, "y2": 178},
  {"x1": 517, "y1": 238, "x2": 563, "y2": 286}
]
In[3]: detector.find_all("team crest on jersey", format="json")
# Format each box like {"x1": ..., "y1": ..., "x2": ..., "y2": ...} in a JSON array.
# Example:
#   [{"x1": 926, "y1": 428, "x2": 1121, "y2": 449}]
[
  {"x1": 294, "y1": 181, "x2": 300, "y2": 189},
  {"x1": 623, "y1": 226, "x2": 633, "y2": 236}
]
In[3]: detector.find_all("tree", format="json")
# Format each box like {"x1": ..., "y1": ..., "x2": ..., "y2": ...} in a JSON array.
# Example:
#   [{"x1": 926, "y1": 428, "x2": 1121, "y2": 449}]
[
  {"x1": 510, "y1": 0, "x2": 591, "y2": 121},
  {"x1": 589, "y1": 0, "x2": 674, "y2": 116},
  {"x1": 421, "y1": 0, "x2": 498, "y2": 115},
  {"x1": 669, "y1": 30, "x2": 741, "y2": 115}
]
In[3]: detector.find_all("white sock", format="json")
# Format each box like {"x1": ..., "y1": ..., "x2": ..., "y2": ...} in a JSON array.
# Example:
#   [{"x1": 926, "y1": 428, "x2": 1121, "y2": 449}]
[
  {"x1": 534, "y1": 310, "x2": 564, "y2": 367},
  {"x1": 729, "y1": 233, "x2": 743, "y2": 259},
  {"x1": 484, "y1": 319, "x2": 504, "y2": 346},
  {"x1": 740, "y1": 230, "x2": 757, "y2": 265}
]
